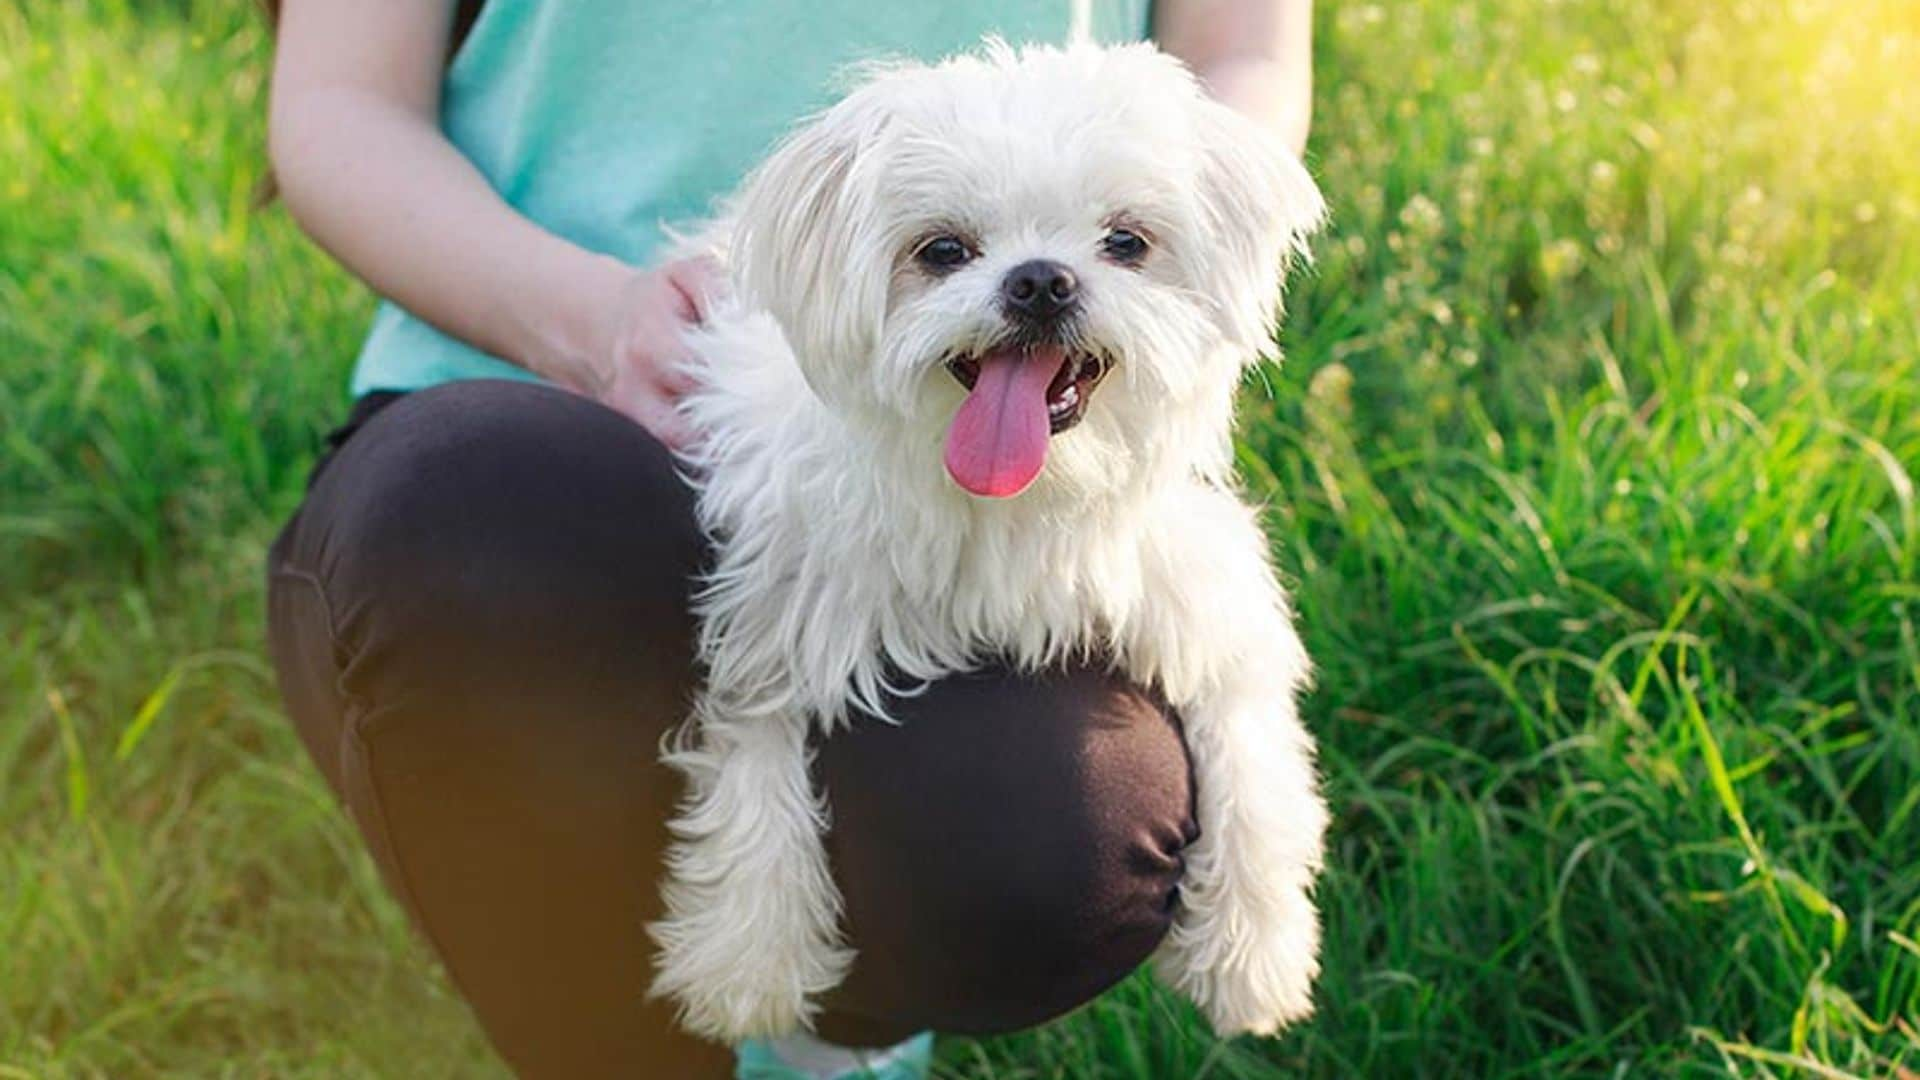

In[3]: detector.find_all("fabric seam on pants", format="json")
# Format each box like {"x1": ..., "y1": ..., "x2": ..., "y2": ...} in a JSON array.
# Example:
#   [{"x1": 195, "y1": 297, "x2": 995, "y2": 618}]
[{"x1": 269, "y1": 562, "x2": 461, "y2": 1009}]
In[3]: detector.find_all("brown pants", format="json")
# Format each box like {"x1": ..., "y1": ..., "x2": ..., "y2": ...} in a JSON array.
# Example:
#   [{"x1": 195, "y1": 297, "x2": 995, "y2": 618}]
[{"x1": 266, "y1": 380, "x2": 1198, "y2": 1077}]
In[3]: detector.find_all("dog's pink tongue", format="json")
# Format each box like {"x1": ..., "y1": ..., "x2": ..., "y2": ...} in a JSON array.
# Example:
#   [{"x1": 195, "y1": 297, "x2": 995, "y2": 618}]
[{"x1": 944, "y1": 347, "x2": 1064, "y2": 498}]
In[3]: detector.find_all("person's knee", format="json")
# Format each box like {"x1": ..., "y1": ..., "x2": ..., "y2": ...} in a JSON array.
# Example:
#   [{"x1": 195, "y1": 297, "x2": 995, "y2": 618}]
[
  {"x1": 939, "y1": 821, "x2": 1183, "y2": 1033},
  {"x1": 818, "y1": 667, "x2": 1197, "y2": 1034},
  {"x1": 291, "y1": 381, "x2": 705, "y2": 699}
]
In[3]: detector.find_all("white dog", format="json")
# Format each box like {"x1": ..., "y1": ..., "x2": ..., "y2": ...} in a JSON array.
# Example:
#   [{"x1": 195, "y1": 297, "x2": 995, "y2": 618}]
[{"x1": 650, "y1": 40, "x2": 1329, "y2": 1044}]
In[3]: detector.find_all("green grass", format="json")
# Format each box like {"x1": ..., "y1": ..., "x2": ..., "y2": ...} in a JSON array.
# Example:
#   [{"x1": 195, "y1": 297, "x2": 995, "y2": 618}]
[{"x1": 3, "y1": 0, "x2": 1917, "y2": 1075}]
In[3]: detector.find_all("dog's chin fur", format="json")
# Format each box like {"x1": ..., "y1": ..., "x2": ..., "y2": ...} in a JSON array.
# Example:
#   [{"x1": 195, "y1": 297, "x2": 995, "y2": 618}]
[{"x1": 648, "y1": 40, "x2": 1332, "y2": 1042}]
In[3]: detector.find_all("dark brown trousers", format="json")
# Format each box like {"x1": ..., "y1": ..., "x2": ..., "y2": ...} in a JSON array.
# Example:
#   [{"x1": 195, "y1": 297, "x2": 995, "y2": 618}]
[{"x1": 266, "y1": 380, "x2": 1197, "y2": 1077}]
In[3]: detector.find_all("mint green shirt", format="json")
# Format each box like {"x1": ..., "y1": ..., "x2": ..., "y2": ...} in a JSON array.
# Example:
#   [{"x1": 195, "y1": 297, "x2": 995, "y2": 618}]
[{"x1": 350, "y1": 0, "x2": 1153, "y2": 395}]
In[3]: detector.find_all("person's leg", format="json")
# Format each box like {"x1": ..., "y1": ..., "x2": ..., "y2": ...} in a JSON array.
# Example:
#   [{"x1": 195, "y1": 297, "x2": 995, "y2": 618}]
[
  {"x1": 267, "y1": 380, "x2": 1195, "y2": 1077},
  {"x1": 268, "y1": 381, "x2": 731, "y2": 1076},
  {"x1": 816, "y1": 667, "x2": 1196, "y2": 1044}
]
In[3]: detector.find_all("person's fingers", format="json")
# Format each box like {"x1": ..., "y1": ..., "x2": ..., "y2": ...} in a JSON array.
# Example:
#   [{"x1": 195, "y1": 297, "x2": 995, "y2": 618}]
[
  {"x1": 664, "y1": 256, "x2": 728, "y2": 324},
  {"x1": 650, "y1": 409, "x2": 694, "y2": 452},
  {"x1": 632, "y1": 394, "x2": 693, "y2": 451},
  {"x1": 655, "y1": 360, "x2": 702, "y2": 397},
  {"x1": 661, "y1": 277, "x2": 699, "y2": 323},
  {"x1": 675, "y1": 255, "x2": 726, "y2": 297}
]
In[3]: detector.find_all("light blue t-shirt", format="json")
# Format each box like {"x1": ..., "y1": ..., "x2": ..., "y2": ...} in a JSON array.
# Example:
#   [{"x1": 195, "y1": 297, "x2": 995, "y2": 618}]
[{"x1": 351, "y1": 0, "x2": 1153, "y2": 395}]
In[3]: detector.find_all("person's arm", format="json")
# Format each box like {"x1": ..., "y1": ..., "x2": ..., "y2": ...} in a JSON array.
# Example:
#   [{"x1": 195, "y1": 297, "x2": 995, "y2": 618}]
[
  {"x1": 269, "y1": 0, "x2": 709, "y2": 445},
  {"x1": 1154, "y1": 0, "x2": 1314, "y2": 156}
]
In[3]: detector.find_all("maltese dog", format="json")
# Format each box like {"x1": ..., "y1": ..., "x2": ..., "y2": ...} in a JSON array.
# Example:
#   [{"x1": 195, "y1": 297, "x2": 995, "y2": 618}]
[{"x1": 651, "y1": 39, "x2": 1330, "y2": 1043}]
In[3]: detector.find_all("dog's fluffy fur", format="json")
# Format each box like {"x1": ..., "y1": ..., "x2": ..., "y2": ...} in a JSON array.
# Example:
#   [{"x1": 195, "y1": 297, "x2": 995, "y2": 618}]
[{"x1": 650, "y1": 40, "x2": 1330, "y2": 1042}]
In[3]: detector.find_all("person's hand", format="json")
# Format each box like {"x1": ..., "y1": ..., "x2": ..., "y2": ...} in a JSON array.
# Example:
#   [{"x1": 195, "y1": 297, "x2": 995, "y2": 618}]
[{"x1": 591, "y1": 256, "x2": 726, "y2": 450}]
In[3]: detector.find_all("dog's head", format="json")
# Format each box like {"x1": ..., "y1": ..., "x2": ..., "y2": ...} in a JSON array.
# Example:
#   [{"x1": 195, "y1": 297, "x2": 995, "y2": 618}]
[{"x1": 730, "y1": 40, "x2": 1324, "y2": 501}]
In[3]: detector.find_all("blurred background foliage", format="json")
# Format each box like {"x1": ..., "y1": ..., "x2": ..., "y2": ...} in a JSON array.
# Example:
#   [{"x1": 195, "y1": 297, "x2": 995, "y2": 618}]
[{"x1": 2, "y1": 0, "x2": 1917, "y2": 1075}]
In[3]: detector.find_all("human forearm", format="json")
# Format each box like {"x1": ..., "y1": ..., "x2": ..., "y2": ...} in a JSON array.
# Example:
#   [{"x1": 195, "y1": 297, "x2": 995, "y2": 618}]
[
  {"x1": 268, "y1": 0, "x2": 628, "y2": 391},
  {"x1": 270, "y1": 86, "x2": 629, "y2": 391},
  {"x1": 1155, "y1": 0, "x2": 1314, "y2": 156}
]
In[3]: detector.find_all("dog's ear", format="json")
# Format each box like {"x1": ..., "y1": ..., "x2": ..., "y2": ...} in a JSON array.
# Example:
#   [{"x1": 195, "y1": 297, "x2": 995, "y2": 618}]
[
  {"x1": 1189, "y1": 99, "x2": 1326, "y2": 358},
  {"x1": 730, "y1": 87, "x2": 896, "y2": 407}
]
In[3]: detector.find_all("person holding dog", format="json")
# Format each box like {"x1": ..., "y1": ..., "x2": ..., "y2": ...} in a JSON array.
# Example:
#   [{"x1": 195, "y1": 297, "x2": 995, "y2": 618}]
[{"x1": 263, "y1": 1, "x2": 1314, "y2": 1076}]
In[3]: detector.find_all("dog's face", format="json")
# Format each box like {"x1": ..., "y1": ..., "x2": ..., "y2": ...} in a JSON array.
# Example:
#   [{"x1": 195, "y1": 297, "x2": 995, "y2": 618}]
[{"x1": 731, "y1": 41, "x2": 1324, "y2": 501}]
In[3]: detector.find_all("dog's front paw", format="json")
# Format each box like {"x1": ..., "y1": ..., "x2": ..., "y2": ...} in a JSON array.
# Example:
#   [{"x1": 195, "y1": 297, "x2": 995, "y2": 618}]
[
  {"x1": 648, "y1": 891, "x2": 829, "y2": 1037},
  {"x1": 648, "y1": 784, "x2": 855, "y2": 1041},
  {"x1": 649, "y1": 714, "x2": 854, "y2": 1041},
  {"x1": 1155, "y1": 878, "x2": 1321, "y2": 1037},
  {"x1": 649, "y1": 872, "x2": 852, "y2": 1041}
]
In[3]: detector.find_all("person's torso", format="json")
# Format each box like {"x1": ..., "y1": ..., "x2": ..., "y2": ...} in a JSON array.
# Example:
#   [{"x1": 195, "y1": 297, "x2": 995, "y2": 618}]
[{"x1": 351, "y1": 0, "x2": 1153, "y2": 396}]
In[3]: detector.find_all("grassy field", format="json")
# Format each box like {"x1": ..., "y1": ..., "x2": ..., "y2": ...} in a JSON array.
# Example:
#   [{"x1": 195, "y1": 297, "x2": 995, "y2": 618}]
[{"x1": 4, "y1": 0, "x2": 1918, "y2": 1076}]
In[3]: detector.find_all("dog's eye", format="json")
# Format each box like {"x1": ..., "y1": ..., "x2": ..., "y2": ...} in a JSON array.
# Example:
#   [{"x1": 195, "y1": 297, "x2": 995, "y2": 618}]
[
  {"x1": 914, "y1": 235, "x2": 974, "y2": 272},
  {"x1": 1101, "y1": 228, "x2": 1150, "y2": 265}
]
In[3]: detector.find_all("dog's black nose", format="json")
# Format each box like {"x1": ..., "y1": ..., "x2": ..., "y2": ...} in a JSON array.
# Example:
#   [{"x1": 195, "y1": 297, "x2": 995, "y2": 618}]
[{"x1": 1000, "y1": 259, "x2": 1079, "y2": 322}]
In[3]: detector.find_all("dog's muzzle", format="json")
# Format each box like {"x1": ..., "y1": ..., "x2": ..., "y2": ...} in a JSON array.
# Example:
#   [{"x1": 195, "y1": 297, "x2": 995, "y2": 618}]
[{"x1": 946, "y1": 347, "x2": 1111, "y2": 434}]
